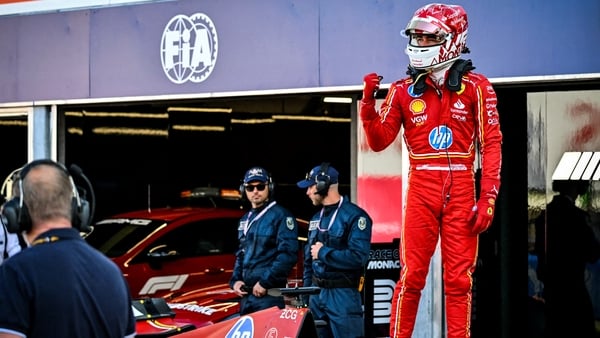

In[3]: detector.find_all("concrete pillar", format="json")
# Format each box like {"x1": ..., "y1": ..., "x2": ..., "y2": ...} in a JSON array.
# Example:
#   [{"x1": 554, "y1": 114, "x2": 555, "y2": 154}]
[{"x1": 30, "y1": 106, "x2": 56, "y2": 161}]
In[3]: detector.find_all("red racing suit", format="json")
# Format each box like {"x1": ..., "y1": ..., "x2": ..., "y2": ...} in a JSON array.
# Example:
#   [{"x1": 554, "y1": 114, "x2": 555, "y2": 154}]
[{"x1": 360, "y1": 63, "x2": 502, "y2": 338}]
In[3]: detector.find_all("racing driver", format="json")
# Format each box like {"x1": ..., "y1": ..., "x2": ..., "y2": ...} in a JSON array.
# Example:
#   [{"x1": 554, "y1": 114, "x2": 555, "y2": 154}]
[{"x1": 359, "y1": 3, "x2": 503, "y2": 338}]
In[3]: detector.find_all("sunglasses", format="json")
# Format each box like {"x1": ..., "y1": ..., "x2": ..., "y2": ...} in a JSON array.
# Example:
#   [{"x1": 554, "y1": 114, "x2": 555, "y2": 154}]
[{"x1": 244, "y1": 184, "x2": 266, "y2": 192}]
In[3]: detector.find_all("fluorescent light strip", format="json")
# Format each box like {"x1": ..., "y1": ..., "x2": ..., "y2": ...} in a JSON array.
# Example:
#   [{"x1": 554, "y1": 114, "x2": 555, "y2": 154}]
[
  {"x1": 0, "y1": 120, "x2": 27, "y2": 126},
  {"x1": 65, "y1": 111, "x2": 168, "y2": 119},
  {"x1": 67, "y1": 128, "x2": 83, "y2": 135},
  {"x1": 64, "y1": 111, "x2": 83, "y2": 117},
  {"x1": 0, "y1": 111, "x2": 28, "y2": 117},
  {"x1": 171, "y1": 125, "x2": 225, "y2": 132},
  {"x1": 92, "y1": 127, "x2": 168, "y2": 136},
  {"x1": 323, "y1": 97, "x2": 352, "y2": 104},
  {"x1": 167, "y1": 107, "x2": 233, "y2": 113},
  {"x1": 231, "y1": 118, "x2": 275, "y2": 124},
  {"x1": 271, "y1": 115, "x2": 351, "y2": 122}
]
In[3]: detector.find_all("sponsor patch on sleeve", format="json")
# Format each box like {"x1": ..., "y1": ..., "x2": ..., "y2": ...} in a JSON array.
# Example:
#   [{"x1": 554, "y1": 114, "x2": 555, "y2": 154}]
[{"x1": 358, "y1": 217, "x2": 367, "y2": 230}]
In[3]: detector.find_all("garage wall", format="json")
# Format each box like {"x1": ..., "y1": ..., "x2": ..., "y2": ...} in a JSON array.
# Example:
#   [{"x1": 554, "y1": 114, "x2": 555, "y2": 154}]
[{"x1": 1, "y1": 0, "x2": 599, "y2": 104}]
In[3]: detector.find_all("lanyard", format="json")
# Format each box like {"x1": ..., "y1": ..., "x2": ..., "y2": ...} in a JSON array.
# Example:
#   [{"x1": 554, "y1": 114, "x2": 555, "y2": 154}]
[
  {"x1": 31, "y1": 236, "x2": 60, "y2": 246},
  {"x1": 243, "y1": 201, "x2": 276, "y2": 235},
  {"x1": 317, "y1": 196, "x2": 343, "y2": 232}
]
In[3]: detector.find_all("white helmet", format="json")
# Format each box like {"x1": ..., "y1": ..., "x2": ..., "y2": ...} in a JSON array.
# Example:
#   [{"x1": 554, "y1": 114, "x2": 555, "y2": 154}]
[{"x1": 404, "y1": 3, "x2": 469, "y2": 70}]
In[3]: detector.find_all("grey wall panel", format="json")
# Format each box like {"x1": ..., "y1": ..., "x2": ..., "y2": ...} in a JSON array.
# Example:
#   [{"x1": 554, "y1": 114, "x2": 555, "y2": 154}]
[
  {"x1": 0, "y1": 0, "x2": 599, "y2": 103},
  {"x1": 319, "y1": 0, "x2": 600, "y2": 85},
  {"x1": 319, "y1": 0, "x2": 409, "y2": 86},
  {"x1": 89, "y1": 0, "x2": 320, "y2": 98},
  {"x1": 0, "y1": 16, "x2": 19, "y2": 102},
  {"x1": 464, "y1": 0, "x2": 600, "y2": 78},
  {"x1": 15, "y1": 11, "x2": 90, "y2": 101}
]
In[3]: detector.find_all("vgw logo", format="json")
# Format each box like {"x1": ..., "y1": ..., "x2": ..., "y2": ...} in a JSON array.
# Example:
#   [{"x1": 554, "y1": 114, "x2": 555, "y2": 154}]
[{"x1": 161, "y1": 13, "x2": 218, "y2": 84}]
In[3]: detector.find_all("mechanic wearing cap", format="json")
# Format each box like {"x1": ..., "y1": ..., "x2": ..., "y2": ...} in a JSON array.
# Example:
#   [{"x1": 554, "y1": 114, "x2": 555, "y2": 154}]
[
  {"x1": 230, "y1": 166, "x2": 299, "y2": 315},
  {"x1": 360, "y1": 3, "x2": 502, "y2": 338},
  {"x1": 297, "y1": 163, "x2": 372, "y2": 338}
]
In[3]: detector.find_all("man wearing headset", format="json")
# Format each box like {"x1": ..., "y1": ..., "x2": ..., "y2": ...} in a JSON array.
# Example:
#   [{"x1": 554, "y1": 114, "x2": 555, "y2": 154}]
[
  {"x1": 0, "y1": 159, "x2": 136, "y2": 338},
  {"x1": 360, "y1": 4, "x2": 503, "y2": 338},
  {"x1": 297, "y1": 163, "x2": 373, "y2": 338},
  {"x1": 230, "y1": 166, "x2": 299, "y2": 315}
]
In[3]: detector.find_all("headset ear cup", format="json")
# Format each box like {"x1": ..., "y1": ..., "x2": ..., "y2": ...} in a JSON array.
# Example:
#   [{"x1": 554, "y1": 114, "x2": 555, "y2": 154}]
[
  {"x1": 18, "y1": 203, "x2": 31, "y2": 232},
  {"x1": 2, "y1": 198, "x2": 21, "y2": 233},
  {"x1": 1, "y1": 198, "x2": 31, "y2": 233},
  {"x1": 267, "y1": 176, "x2": 274, "y2": 198},
  {"x1": 239, "y1": 184, "x2": 246, "y2": 200},
  {"x1": 76, "y1": 198, "x2": 91, "y2": 232},
  {"x1": 70, "y1": 185, "x2": 91, "y2": 232},
  {"x1": 315, "y1": 162, "x2": 331, "y2": 195},
  {"x1": 315, "y1": 180, "x2": 328, "y2": 195}
]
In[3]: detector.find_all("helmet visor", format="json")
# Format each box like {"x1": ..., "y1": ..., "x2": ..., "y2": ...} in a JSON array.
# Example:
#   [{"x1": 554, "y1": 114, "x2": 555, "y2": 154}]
[
  {"x1": 408, "y1": 32, "x2": 447, "y2": 47},
  {"x1": 404, "y1": 18, "x2": 445, "y2": 37}
]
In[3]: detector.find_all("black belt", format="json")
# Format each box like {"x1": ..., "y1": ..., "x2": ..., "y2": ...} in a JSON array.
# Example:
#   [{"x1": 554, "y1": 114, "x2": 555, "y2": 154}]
[{"x1": 312, "y1": 276, "x2": 359, "y2": 289}]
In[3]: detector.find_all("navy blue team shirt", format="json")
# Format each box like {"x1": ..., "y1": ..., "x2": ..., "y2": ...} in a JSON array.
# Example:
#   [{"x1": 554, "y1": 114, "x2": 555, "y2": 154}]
[{"x1": 0, "y1": 228, "x2": 136, "y2": 338}]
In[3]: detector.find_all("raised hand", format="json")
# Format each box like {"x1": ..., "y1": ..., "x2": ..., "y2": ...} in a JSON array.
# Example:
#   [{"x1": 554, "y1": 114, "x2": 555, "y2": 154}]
[{"x1": 362, "y1": 73, "x2": 382, "y2": 102}]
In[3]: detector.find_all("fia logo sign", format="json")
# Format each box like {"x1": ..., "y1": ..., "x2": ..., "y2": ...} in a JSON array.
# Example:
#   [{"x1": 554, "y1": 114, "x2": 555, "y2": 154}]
[{"x1": 161, "y1": 13, "x2": 219, "y2": 84}]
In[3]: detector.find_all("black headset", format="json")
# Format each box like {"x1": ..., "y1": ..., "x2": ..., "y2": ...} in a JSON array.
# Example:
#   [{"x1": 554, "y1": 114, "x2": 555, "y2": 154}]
[
  {"x1": 314, "y1": 162, "x2": 331, "y2": 196},
  {"x1": 238, "y1": 167, "x2": 275, "y2": 199},
  {"x1": 1, "y1": 159, "x2": 91, "y2": 234}
]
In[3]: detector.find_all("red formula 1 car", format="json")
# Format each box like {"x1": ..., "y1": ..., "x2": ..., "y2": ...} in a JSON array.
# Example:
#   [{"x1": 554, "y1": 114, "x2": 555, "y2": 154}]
[
  {"x1": 85, "y1": 187, "x2": 306, "y2": 300},
  {"x1": 84, "y1": 188, "x2": 246, "y2": 300},
  {"x1": 84, "y1": 187, "x2": 308, "y2": 336},
  {"x1": 134, "y1": 284, "x2": 242, "y2": 337},
  {"x1": 174, "y1": 287, "x2": 323, "y2": 338}
]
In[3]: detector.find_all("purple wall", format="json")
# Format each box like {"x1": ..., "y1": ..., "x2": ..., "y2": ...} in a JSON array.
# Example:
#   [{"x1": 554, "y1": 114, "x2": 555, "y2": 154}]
[{"x1": 0, "y1": 0, "x2": 598, "y2": 103}]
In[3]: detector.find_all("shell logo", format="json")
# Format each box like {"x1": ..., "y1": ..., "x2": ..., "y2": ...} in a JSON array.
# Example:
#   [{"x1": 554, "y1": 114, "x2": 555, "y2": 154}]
[{"x1": 410, "y1": 99, "x2": 426, "y2": 114}]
